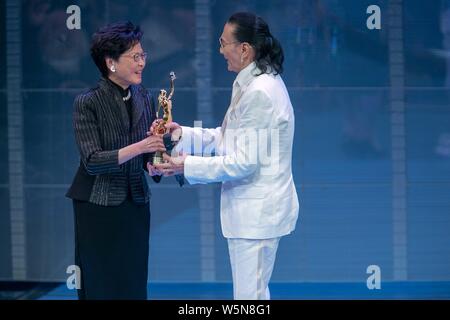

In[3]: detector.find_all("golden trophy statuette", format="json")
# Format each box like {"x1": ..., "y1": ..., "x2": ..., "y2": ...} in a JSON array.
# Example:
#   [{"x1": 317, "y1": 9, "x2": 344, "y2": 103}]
[{"x1": 152, "y1": 71, "x2": 176, "y2": 165}]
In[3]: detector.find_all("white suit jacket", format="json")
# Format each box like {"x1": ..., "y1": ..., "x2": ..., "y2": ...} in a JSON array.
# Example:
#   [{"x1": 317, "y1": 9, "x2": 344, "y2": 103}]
[{"x1": 177, "y1": 62, "x2": 299, "y2": 239}]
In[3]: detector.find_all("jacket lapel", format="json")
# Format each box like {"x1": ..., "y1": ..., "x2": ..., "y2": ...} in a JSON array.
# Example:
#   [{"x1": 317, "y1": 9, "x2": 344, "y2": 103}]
[
  {"x1": 131, "y1": 86, "x2": 145, "y2": 129},
  {"x1": 98, "y1": 78, "x2": 146, "y2": 133},
  {"x1": 99, "y1": 78, "x2": 129, "y2": 134}
]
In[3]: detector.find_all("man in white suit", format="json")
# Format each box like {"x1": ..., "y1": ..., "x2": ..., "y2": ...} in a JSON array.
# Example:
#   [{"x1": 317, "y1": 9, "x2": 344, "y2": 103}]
[{"x1": 152, "y1": 12, "x2": 299, "y2": 300}]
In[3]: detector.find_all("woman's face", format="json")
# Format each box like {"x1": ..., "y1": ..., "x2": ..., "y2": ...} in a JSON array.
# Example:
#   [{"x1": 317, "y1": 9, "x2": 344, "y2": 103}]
[{"x1": 108, "y1": 42, "x2": 146, "y2": 88}]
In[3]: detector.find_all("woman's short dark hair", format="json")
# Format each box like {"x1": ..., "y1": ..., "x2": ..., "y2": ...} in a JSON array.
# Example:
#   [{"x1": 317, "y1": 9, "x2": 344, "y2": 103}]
[
  {"x1": 228, "y1": 12, "x2": 284, "y2": 75},
  {"x1": 90, "y1": 21, "x2": 143, "y2": 77}
]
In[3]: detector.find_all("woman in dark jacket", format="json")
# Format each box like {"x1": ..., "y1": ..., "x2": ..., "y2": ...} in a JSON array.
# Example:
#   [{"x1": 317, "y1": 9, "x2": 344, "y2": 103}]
[{"x1": 66, "y1": 21, "x2": 164, "y2": 300}]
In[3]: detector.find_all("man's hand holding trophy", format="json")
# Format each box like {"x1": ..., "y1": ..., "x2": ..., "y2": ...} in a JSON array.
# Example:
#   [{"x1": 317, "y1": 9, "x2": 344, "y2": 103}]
[{"x1": 147, "y1": 72, "x2": 185, "y2": 184}]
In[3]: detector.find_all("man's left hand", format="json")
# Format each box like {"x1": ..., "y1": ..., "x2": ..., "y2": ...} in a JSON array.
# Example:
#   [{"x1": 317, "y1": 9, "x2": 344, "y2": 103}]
[{"x1": 154, "y1": 153, "x2": 187, "y2": 176}]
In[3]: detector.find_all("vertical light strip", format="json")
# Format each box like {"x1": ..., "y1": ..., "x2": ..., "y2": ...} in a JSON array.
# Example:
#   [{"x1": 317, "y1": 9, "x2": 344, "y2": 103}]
[
  {"x1": 388, "y1": 0, "x2": 408, "y2": 281},
  {"x1": 104, "y1": 0, "x2": 110, "y2": 24},
  {"x1": 195, "y1": 0, "x2": 216, "y2": 282},
  {"x1": 7, "y1": 0, "x2": 27, "y2": 280}
]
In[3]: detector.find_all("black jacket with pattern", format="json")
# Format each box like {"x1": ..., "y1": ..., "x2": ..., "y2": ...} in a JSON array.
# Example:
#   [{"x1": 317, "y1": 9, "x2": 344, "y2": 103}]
[{"x1": 66, "y1": 77, "x2": 160, "y2": 206}]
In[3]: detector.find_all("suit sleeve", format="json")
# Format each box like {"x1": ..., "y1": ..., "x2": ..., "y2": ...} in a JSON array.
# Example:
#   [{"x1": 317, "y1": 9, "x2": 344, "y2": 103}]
[
  {"x1": 173, "y1": 126, "x2": 222, "y2": 156},
  {"x1": 73, "y1": 94, "x2": 123, "y2": 175},
  {"x1": 184, "y1": 89, "x2": 273, "y2": 184}
]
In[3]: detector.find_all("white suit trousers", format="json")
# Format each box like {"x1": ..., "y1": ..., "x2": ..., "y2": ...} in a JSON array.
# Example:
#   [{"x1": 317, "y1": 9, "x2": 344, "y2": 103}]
[{"x1": 227, "y1": 237, "x2": 281, "y2": 300}]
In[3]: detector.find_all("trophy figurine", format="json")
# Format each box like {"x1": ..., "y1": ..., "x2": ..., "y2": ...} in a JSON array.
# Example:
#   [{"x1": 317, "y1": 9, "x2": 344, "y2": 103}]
[{"x1": 152, "y1": 71, "x2": 176, "y2": 165}]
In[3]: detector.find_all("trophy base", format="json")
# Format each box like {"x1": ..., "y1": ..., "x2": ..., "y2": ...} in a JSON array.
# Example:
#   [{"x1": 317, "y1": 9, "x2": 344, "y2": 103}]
[{"x1": 152, "y1": 152, "x2": 164, "y2": 165}]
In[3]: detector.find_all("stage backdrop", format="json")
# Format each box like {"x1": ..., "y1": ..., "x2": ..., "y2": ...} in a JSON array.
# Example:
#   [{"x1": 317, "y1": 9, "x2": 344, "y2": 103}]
[{"x1": 1, "y1": 0, "x2": 449, "y2": 287}]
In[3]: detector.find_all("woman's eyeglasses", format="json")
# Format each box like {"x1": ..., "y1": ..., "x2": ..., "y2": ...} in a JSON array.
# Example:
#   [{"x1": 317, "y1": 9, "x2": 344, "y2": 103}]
[{"x1": 122, "y1": 52, "x2": 148, "y2": 62}]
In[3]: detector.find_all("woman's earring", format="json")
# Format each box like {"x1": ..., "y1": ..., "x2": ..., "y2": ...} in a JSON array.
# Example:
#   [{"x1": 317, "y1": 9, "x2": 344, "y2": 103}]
[{"x1": 110, "y1": 65, "x2": 116, "y2": 73}]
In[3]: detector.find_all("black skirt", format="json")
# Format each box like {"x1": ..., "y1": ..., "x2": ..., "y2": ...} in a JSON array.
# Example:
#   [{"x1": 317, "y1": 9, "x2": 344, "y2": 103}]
[{"x1": 73, "y1": 198, "x2": 150, "y2": 300}]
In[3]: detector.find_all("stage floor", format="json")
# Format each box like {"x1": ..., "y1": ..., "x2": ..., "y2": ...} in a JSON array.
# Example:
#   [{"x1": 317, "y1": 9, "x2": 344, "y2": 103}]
[{"x1": 32, "y1": 281, "x2": 450, "y2": 300}]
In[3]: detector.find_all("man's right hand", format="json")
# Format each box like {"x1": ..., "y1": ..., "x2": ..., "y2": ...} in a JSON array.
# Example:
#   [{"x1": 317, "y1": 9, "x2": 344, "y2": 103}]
[
  {"x1": 165, "y1": 122, "x2": 182, "y2": 142},
  {"x1": 147, "y1": 120, "x2": 182, "y2": 137}
]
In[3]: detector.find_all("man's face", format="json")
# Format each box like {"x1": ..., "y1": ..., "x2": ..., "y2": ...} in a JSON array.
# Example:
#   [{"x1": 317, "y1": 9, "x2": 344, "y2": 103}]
[{"x1": 219, "y1": 23, "x2": 242, "y2": 73}]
